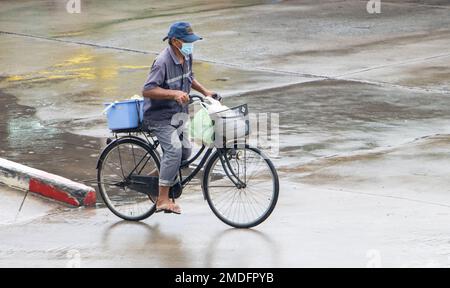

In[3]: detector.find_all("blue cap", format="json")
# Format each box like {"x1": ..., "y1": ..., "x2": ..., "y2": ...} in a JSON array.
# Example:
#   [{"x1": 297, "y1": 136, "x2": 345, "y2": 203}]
[{"x1": 163, "y1": 22, "x2": 202, "y2": 43}]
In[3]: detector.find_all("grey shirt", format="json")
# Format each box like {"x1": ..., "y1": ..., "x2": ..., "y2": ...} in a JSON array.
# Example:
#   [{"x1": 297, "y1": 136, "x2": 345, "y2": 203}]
[{"x1": 142, "y1": 46, "x2": 194, "y2": 123}]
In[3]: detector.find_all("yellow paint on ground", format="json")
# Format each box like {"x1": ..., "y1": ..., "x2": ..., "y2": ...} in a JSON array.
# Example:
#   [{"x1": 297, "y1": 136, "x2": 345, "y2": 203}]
[
  {"x1": 120, "y1": 65, "x2": 149, "y2": 70},
  {"x1": 54, "y1": 53, "x2": 94, "y2": 67}
]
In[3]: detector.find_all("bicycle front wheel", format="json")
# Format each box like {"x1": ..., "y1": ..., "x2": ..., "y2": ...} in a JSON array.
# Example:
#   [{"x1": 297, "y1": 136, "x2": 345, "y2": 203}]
[
  {"x1": 203, "y1": 145, "x2": 279, "y2": 228},
  {"x1": 97, "y1": 137, "x2": 160, "y2": 221}
]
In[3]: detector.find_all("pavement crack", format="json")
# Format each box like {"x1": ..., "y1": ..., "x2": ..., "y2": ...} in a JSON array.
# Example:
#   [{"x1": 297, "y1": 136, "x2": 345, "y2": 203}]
[
  {"x1": 1, "y1": 30, "x2": 448, "y2": 96},
  {"x1": 280, "y1": 134, "x2": 450, "y2": 175},
  {"x1": 322, "y1": 186, "x2": 450, "y2": 209},
  {"x1": 335, "y1": 53, "x2": 450, "y2": 78},
  {"x1": 337, "y1": 78, "x2": 450, "y2": 94},
  {"x1": 0, "y1": 30, "x2": 325, "y2": 79},
  {"x1": 0, "y1": 30, "x2": 152, "y2": 55},
  {"x1": 379, "y1": 1, "x2": 450, "y2": 10}
]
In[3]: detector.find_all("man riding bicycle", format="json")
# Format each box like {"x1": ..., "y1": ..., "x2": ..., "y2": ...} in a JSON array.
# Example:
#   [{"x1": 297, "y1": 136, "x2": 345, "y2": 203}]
[{"x1": 142, "y1": 22, "x2": 218, "y2": 215}]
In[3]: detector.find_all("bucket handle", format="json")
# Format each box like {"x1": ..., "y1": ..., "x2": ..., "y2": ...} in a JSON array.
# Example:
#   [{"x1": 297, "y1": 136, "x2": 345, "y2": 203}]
[
  {"x1": 135, "y1": 100, "x2": 142, "y2": 124},
  {"x1": 102, "y1": 101, "x2": 117, "y2": 115}
]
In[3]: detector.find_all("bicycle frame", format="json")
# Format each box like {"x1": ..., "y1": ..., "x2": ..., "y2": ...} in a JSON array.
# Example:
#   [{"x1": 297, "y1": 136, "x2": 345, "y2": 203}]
[
  {"x1": 98, "y1": 131, "x2": 246, "y2": 195},
  {"x1": 97, "y1": 94, "x2": 278, "y2": 227},
  {"x1": 179, "y1": 146, "x2": 213, "y2": 186},
  {"x1": 179, "y1": 143, "x2": 248, "y2": 190},
  {"x1": 97, "y1": 93, "x2": 248, "y2": 198}
]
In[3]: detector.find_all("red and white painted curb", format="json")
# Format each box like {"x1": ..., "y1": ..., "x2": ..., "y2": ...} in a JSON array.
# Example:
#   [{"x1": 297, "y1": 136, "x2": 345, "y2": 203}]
[{"x1": 0, "y1": 158, "x2": 96, "y2": 207}]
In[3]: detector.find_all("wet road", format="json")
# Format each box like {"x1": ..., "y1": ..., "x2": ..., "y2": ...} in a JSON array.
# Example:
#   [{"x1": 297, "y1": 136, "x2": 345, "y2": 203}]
[
  {"x1": 3, "y1": 134, "x2": 450, "y2": 268},
  {"x1": 1, "y1": 0, "x2": 450, "y2": 267}
]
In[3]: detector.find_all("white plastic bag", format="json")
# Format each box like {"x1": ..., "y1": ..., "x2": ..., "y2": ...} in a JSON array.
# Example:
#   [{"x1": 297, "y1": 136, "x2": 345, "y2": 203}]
[{"x1": 203, "y1": 97, "x2": 229, "y2": 114}]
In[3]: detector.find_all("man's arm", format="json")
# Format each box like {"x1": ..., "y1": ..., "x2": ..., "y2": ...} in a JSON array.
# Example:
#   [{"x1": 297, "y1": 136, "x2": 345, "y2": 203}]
[
  {"x1": 143, "y1": 87, "x2": 189, "y2": 104},
  {"x1": 142, "y1": 63, "x2": 188, "y2": 104},
  {"x1": 192, "y1": 79, "x2": 215, "y2": 97},
  {"x1": 143, "y1": 87, "x2": 177, "y2": 100}
]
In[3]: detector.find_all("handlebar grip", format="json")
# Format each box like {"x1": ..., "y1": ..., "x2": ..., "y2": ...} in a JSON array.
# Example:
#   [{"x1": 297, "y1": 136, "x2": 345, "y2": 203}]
[
  {"x1": 189, "y1": 93, "x2": 223, "y2": 104},
  {"x1": 211, "y1": 93, "x2": 222, "y2": 102},
  {"x1": 189, "y1": 94, "x2": 205, "y2": 104}
]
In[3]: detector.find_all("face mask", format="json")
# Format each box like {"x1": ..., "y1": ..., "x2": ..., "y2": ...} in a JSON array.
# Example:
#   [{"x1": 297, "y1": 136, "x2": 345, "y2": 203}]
[{"x1": 179, "y1": 42, "x2": 194, "y2": 58}]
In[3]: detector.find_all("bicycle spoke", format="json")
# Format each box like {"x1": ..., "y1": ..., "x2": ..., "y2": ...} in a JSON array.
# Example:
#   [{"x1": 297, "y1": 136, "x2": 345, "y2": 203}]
[
  {"x1": 99, "y1": 140, "x2": 158, "y2": 220},
  {"x1": 206, "y1": 147, "x2": 278, "y2": 227},
  {"x1": 211, "y1": 187, "x2": 239, "y2": 207},
  {"x1": 102, "y1": 163, "x2": 126, "y2": 180}
]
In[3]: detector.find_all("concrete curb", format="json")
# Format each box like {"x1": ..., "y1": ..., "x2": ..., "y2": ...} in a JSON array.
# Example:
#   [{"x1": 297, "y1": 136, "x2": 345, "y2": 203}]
[{"x1": 0, "y1": 158, "x2": 96, "y2": 207}]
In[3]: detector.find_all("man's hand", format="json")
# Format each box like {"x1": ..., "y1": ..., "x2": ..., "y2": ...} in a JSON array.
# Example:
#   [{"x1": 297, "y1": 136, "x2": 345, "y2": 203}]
[
  {"x1": 203, "y1": 90, "x2": 222, "y2": 101},
  {"x1": 203, "y1": 90, "x2": 215, "y2": 97},
  {"x1": 172, "y1": 90, "x2": 189, "y2": 105}
]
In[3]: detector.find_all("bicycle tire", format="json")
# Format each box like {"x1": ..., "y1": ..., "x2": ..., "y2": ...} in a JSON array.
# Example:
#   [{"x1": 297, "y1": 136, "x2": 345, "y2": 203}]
[
  {"x1": 97, "y1": 137, "x2": 160, "y2": 221},
  {"x1": 203, "y1": 145, "x2": 279, "y2": 228}
]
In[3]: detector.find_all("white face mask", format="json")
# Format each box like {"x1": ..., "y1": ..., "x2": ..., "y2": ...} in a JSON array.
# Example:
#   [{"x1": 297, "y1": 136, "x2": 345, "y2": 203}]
[{"x1": 176, "y1": 41, "x2": 194, "y2": 59}]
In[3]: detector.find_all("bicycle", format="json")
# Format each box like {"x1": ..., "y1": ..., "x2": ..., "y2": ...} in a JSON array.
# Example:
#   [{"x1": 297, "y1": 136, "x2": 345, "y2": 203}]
[{"x1": 96, "y1": 94, "x2": 279, "y2": 228}]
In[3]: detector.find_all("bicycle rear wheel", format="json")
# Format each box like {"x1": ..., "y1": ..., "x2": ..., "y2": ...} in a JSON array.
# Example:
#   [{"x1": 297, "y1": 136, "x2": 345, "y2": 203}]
[
  {"x1": 97, "y1": 138, "x2": 160, "y2": 221},
  {"x1": 203, "y1": 145, "x2": 279, "y2": 228}
]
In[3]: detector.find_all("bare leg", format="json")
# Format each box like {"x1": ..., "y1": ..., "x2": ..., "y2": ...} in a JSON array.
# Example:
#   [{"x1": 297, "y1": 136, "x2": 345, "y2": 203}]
[{"x1": 156, "y1": 185, "x2": 181, "y2": 214}]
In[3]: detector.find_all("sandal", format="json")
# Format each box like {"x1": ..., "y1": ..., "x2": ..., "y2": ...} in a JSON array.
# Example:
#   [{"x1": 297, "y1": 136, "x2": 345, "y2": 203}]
[{"x1": 155, "y1": 202, "x2": 182, "y2": 215}]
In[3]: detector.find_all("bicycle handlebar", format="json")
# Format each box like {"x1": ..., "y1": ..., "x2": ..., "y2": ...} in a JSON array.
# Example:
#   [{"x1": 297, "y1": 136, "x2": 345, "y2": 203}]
[
  {"x1": 189, "y1": 93, "x2": 222, "y2": 104},
  {"x1": 189, "y1": 94, "x2": 205, "y2": 103}
]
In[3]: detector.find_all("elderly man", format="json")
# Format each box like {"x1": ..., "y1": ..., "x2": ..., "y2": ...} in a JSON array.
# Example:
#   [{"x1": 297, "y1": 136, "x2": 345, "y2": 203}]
[{"x1": 142, "y1": 22, "x2": 217, "y2": 214}]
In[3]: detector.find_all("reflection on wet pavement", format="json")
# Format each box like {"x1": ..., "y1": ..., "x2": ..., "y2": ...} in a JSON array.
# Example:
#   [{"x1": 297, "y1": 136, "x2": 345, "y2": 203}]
[
  {"x1": 0, "y1": 184, "x2": 62, "y2": 226},
  {"x1": 287, "y1": 134, "x2": 450, "y2": 202},
  {"x1": 0, "y1": 34, "x2": 301, "y2": 138},
  {"x1": 0, "y1": 89, "x2": 102, "y2": 182},
  {"x1": 225, "y1": 79, "x2": 450, "y2": 167},
  {"x1": 102, "y1": 221, "x2": 189, "y2": 267},
  {"x1": 204, "y1": 228, "x2": 279, "y2": 267},
  {"x1": 0, "y1": 191, "x2": 283, "y2": 267},
  {"x1": 0, "y1": 0, "x2": 278, "y2": 38}
]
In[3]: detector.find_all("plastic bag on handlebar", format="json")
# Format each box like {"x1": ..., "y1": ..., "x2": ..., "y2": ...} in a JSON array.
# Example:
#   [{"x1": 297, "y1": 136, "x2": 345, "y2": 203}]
[
  {"x1": 203, "y1": 97, "x2": 228, "y2": 114},
  {"x1": 189, "y1": 104, "x2": 215, "y2": 145}
]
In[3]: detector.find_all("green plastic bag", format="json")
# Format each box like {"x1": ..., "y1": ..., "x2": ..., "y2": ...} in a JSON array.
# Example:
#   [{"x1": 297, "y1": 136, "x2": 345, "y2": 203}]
[{"x1": 189, "y1": 106, "x2": 215, "y2": 145}]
